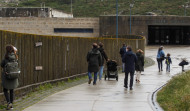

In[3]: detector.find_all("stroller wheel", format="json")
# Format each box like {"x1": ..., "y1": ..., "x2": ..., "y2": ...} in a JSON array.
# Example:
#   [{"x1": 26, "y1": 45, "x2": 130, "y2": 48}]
[{"x1": 116, "y1": 76, "x2": 118, "y2": 81}]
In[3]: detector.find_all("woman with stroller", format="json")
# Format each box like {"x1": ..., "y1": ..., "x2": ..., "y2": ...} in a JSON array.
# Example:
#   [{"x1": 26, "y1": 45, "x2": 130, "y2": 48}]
[
  {"x1": 157, "y1": 46, "x2": 165, "y2": 72},
  {"x1": 1, "y1": 45, "x2": 19, "y2": 110},
  {"x1": 135, "y1": 49, "x2": 144, "y2": 82}
]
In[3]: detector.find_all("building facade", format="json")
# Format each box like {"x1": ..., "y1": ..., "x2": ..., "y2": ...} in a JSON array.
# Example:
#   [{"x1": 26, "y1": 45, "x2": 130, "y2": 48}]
[
  {"x1": 100, "y1": 15, "x2": 190, "y2": 45},
  {"x1": 0, "y1": 17, "x2": 99, "y2": 37}
]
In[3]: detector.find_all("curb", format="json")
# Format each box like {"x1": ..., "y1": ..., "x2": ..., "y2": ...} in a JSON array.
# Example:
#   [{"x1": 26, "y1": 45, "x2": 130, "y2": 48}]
[{"x1": 149, "y1": 84, "x2": 166, "y2": 111}]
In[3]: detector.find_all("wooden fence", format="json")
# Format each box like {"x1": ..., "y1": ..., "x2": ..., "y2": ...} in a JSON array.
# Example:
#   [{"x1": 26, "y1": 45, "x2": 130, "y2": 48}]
[{"x1": 0, "y1": 30, "x2": 145, "y2": 94}]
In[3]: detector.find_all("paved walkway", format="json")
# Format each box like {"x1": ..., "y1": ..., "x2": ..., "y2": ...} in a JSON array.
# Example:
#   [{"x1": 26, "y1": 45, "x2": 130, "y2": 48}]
[{"x1": 24, "y1": 46, "x2": 190, "y2": 111}]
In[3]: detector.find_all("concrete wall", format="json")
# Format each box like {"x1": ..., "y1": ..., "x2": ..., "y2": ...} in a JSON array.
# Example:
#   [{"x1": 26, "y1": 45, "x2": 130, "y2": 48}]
[
  {"x1": 100, "y1": 15, "x2": 190, "y2": 43},
  {"x1": 0, "y1": 17, "x2": 99, "y2": 37}
]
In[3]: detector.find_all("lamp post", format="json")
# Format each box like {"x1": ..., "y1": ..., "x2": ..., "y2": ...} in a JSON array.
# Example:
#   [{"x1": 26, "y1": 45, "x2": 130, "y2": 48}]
[
  {"x1": 129, "y1": 3, "x2": 134, "y2": 35},
  {"x1": 71, "y1": 0, "x2": 73, "y2": 14},
  {"x1": 116, "y1": 0, "x2": 118, "y2": 42}
]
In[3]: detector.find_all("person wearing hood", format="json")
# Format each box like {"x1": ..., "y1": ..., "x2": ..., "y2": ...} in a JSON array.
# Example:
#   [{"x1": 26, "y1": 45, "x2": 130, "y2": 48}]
[
  {"x1": 98, "y1": 42, "x2": 108, "y2": 81},
  {"x1": 1, "y1": 45, "x2": 19, "y2": 110},
  {"x1": 120, "y1": 44, "x2": 127, "y2": 72},
  {"x1": 122, "y1": 46, "x2": 137, "y2": 90},
  {"x1": 135, "y1": 49, "x2": 144, "y2": 82},
  {"x1": 87, "y1": 43, "x2": 102, "y2": 85}
]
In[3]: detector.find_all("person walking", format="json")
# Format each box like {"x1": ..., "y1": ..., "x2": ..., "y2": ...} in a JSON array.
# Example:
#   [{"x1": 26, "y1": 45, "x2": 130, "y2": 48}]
[
  {"x1": 120, "y1": 44, "x2": 127, "y2": 72},
  {"x1": 135, "y1": 49, "x2": 144, "y2": 82},
  {"x1": 122, "y1": 46, "x2": 137, "y2": 90},
  {"x1": 157, "y1": 46, "x2": 165, "y2": 72},
  {"x1": 98, "y1": 42, "x2": 108, "y2": 81},
  {"x1": 165, "y1": 53, "x2": 172, "y2": 72},
  {"x1": 1, "y1": 45, "x2": 19, "y2": 110},
  {"x1": 87, "y1": 43, "x2": 102, "y2": 85}
]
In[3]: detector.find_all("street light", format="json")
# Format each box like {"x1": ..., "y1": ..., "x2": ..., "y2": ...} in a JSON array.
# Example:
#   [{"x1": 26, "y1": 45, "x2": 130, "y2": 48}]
[
  {"x1": 129, "y1": 2, "x2": 134, "y2": 35},
  {"x1": 71, "y1": 0, "x2": 73, "y2": 14},
  {"x1": 116, "y1": 0, "x2": 118, "y2": 42}
]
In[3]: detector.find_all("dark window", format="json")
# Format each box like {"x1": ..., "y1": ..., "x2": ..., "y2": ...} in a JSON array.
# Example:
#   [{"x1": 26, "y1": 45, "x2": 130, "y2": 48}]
[{"x1": 54, "y1": 28, "x2": 93, "y2": 33}]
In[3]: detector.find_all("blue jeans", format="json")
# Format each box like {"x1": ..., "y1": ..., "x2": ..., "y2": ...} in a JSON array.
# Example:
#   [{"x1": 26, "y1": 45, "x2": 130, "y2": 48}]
[
  {"x1": 166, "y1": 64, "x2": 170, "y2": 72},
  {"x1": 98, "y1": 66, "x2": 104, "y2": 80},
  {"x1": 88, "y1": 72, "x2": 98, "y2": 84}
]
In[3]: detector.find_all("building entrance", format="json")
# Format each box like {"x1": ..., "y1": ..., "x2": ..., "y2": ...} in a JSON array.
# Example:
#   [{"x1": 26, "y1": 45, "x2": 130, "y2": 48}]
[{"x1": 148, "y1": 26, "x2": 190, "y2": 45}]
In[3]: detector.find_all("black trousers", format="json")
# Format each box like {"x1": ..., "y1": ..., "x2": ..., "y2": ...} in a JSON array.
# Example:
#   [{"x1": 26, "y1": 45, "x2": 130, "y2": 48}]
[
  {"x1": 124, "y1": 71, "x2": 134, "y2": 88},
  {"x1": 3, "y1": 88, "x2": 14, "y2": 103},
  {"x1": 157, "y1": 58, "x2": 163, "y2": 71}
]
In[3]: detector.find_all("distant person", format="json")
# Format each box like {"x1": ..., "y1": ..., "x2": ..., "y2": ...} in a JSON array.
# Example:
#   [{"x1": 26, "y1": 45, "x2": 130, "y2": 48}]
[
  {"x1": 179, "y1": 59, "x2": 189, "y2": 72},
  {"x1": 135, "y1": 49, "x2": 144, "y2": 82},
  {"x1": 87, "y1": 43, "x2": 102, "y2": 85},
  {"x1": 122, "y1": 46, "x2": 137, "y2": 90},
  {"x1": 1, "y1": 45, "x2": 19, "y2": 110},
  {"x1": 98, "y1": 42, "x2": 108, "y2": 81},
  {"x1": 165, "y1": 53, "x2": 172, "y2": 72},
  {"x1": 157, "y1": 46, "x2": 165, "y2": 72},
  {"x1": 120, "y1": 44, "x2": 127, "y2": 72}
]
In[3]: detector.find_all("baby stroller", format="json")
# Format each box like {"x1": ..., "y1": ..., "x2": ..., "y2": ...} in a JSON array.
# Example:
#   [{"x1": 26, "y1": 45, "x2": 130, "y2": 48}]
[{"x1": 105, "y1": 60, "x2": 118, "y2": 81}]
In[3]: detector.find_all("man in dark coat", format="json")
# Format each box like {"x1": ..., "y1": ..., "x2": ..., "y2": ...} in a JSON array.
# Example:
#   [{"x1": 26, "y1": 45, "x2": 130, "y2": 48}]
[
  {"x1": 98, "y1": 42, "x2": 108, "y2": 81},
  {"x1": 122, "y1": 46, "x2": 137, "y2": 90},
  {"x1": 87, "y1": 43, "x2": 102, "y2": 85},
  {"x1": 120, "y1": 44, "x2": 127, "y2": 72}
]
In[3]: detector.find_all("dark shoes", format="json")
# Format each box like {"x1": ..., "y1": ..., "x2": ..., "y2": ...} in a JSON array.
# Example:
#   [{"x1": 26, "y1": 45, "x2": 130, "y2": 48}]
[
  {"x1": 124, "y1": 85, "x2": 128, "y2": 88},
  {"x1": 130, "y1": 87, "x2": 133, "y2": 90},
  {"x1": 6, "y1": 103, "x2": 13, "y2": 110},
  {"x1": 88, "y1": 79, "x2": 92, "y2": 84},
  {"x1": 93, "y1": 83, "x2": 96, "y2": 85}
]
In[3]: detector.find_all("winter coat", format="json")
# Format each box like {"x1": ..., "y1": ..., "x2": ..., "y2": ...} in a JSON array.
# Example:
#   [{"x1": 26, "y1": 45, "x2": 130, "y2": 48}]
[
  {"x1": 98, "y1": 47, "x2": 108, "y2": 66},
  {"x1": 135, "y1": 52, "x2": 144, "y2": 71},
  {"x1": 179, "y1": 60, "x2": 189, "y2": 66},
  {"x1": 87, "y1": 48, "x2": 102, "y2": 72},
  {"x1": 120, "y1": 46, "x2": 126, "y2": 58},
  {"x1": 122, "y1": 51, "x2": 137, "y2": 72},
  {"x1": 157, "y1": 50, "x2": 165, "y2": 60},
  {"x1": 1, "y1": 53, "x2": 19, "y2": 89},
  {"x1": 165, "y1": 57, "x2": 172, "y2": 65}
]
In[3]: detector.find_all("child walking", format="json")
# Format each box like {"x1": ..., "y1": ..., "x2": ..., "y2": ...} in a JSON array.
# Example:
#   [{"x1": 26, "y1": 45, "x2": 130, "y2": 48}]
[
  {"x1": 165, "y1": 53, "x2": 172, "y2": 72},
  {"x1": 179, "y1": 59, "x2": 189, "y2": 72}
]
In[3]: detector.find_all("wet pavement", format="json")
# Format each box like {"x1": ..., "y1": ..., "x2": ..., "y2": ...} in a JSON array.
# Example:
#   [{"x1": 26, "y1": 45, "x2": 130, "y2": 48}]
[{"x1": 23, "y1": 46, "x2": 190, "y2": 111}]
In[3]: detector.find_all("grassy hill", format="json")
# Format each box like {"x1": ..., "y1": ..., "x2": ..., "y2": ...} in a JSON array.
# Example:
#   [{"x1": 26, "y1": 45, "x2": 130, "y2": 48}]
[{"x1": 2, "y1": 0, "x2": 190, "y2": 17}]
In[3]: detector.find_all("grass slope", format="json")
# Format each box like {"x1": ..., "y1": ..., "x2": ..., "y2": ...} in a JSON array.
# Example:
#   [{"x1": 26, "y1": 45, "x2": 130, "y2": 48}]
[
  {"x1": 157, "y1": 71, "x2": 190, "y2": 111},
  {"x1": 3, "y1": 0, "x2": 190, "y2": 17}
]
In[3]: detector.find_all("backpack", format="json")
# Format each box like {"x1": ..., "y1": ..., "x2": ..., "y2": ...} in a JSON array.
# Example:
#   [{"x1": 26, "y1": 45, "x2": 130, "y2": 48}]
[{"x1": 4, "y1": 61, "x2": 20, "y2": 80}]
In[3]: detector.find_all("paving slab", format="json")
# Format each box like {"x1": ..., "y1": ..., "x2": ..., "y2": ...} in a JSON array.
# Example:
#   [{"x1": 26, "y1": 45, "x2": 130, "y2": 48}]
[{"x1": 24, "y1": 46, "x2": 190, "y2": 111}]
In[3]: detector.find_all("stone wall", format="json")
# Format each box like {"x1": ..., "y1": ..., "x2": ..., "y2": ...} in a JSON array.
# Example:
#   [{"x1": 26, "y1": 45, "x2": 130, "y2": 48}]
[{"x1": 0, "y1": 17, "x2": 99, "y2": 37}]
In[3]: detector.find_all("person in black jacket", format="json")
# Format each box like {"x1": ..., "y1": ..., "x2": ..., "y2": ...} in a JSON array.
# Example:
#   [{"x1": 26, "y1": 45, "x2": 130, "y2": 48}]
[
  {"x1": 87, "y1": 43, "x2": 102, "y2": 85},
  {"x1": 135, "y1": 49, "x2": 144, "y2": 82},
  {"x1": 98, "y1": 42, "x2": 108, "y2": 81},
  {"x1": 120, "y1": 44, "x2": 127, "y2": 72},
  {"x1": 122, "y1": 46, "x2": 137, "y2": 90}
]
